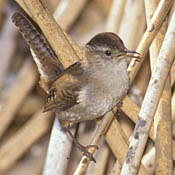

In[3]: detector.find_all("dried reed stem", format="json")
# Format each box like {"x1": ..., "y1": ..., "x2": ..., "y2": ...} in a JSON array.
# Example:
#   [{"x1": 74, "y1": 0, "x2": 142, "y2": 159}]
[
  {"x1": 154, "y1": 77, "x2": 173, "y2": 174},
  {"x1": 0, "y1": 110, "x2": 52, "y2": 172},
  {"x1": 145, "y1": 0, "x2": 173, "y2": 174},
  {"x1": 105, "y1": 0, "x2": 127, "y2": 33},
  {"x1": 128, "y1": 0, "x2": 172, "y2": 82},
  {"x1": 0, "y1": 60, "x2": 37, "y2": 139},
  {"x1": 171, "y1": 61, "x2": 175, "y2": 86},
  {"x1": 119, "y1": 0, "x2": 145, "y2": 50},
  {"x1": 43, "y1": 116, "x2": 73, "y2": 175},
  {"x1": 0, "y1": 8, "x2": 18, "y2": 89},
  {"x1": 172, "y1": 89, "x2": 175, "y2": 121},
  {"x1": 0, "y1": 0, "x2": 6, "y2": 20},
  {"x1": 17, "y1": 95, "x2": 42, "y2": 117},
  {"x1": 108, "y1": 161, "x2": 121, "y2": 175},
  {"x1": 105, "y1": 118, "x2": 148, "y2": 175},
  {"x1": 121, "y1": 5, "x2": 175, "y2": 174},
  {"x1": 142, "y1": 147, "x2": 155, "y2": 174},
  {"x1": 54, "y1": 0, "x2": 87, "y2": 31},
  {"x1": 122, "y1": 90, "x2": 175, "y2": 162}
]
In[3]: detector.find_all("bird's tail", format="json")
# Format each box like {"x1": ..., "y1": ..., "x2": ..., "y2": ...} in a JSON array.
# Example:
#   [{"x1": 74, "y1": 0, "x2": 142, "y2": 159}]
[{"x1": 11, "y1": 12, "x2": 64, "y2": 92}]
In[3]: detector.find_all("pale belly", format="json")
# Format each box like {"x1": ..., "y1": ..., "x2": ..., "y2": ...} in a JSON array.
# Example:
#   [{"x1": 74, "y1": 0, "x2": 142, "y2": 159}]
[
  {"x1": 76, "y1": 69, "x2": 130, "y2": 119},
  {"x1": 85, "y1": 81, "x2": 129, "y2": 117},
  {"x1": 59, "y1": 82, "x2": 129, "y2": 122}
]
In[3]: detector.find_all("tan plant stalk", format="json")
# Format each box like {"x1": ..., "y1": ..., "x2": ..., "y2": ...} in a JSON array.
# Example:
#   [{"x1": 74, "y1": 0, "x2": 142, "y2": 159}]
[
  {"x1": 120, "y1": 6, "x2": 175, "y2": 174},
  {"x1": 119, "y1": 0, "x2": 145, "y2": 50},
  {"x1": 145, "y1": 0, "x2": 173, "y2": 174},
  {"x1": 105, "y1": 118, "x2": 148, "y2": 175},
  {"x1": 108, "y1": 161, "x2": 121, "y2": 175},
  {"x1": 0, "y1": 0, "x2": 6, "y2": 20},
  {"x1": 105, "y1": 0, "x2": 127, "y2": 33},
  {"x1": 142, "y1": 147, "x2": 155, "y2": 174},
  {"x1": 0, "y1": 60, "x2": 37, "y2": 138},
  {"x1": 0, "y1": 110, "x2": 52, "y2": 172},
  {"x1": 0, "y1": 8, "x2": 18, "y2": 89},
  {"x1": 43, "y1": 116, "x2": 74, "y2": 175},
  {"x1": 54, "y1": 0, "x2": 88, "y2": 31},
  {"x1": 127, "y1": 0, "x2": 172, "y2": 82}
]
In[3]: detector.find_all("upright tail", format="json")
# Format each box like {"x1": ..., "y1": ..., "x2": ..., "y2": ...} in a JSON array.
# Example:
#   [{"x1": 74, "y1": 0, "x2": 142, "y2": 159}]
[{"x1": 11, "y1": 12, "x2": 63, "y2": 83}]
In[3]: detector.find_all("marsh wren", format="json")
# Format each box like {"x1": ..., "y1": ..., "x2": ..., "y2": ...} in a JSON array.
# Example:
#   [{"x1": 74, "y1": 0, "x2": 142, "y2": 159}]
[
  {"x1": 44, "y1": 33, "x2": 140, "y2": 122},
  {"x1": 12, "y1": 12, "x2": 140, "y2": 162}
]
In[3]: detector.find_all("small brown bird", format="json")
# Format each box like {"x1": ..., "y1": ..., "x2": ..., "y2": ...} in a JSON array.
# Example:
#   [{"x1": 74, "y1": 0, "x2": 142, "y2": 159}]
[
  {"x1": 43, "y1": 33, "x2": 140, "y2": 122},
  {"x1": 12, "y1": 12, "x2": 140, "y2": 162}
]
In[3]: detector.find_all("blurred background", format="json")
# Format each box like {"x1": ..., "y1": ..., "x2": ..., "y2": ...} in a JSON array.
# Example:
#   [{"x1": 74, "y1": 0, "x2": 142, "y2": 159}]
[{"x1": 0, "y1": 0, "x2": 174, "y2": 174}]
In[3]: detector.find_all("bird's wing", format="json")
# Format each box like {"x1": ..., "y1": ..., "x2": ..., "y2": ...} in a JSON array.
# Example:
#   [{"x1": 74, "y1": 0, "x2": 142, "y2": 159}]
[{"x1": 43, "y1": 62, "x2": 86, "y2": 112}]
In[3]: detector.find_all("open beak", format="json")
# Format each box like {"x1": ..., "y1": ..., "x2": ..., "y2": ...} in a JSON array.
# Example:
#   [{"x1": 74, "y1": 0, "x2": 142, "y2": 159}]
[{"x1": 122, "y1": 49, "x2": 141, "y2": 62}]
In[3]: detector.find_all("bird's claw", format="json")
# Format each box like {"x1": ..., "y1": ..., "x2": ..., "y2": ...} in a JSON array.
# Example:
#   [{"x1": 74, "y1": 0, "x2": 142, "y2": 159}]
[
  {"x1": 77, "y1": 144, "x2": 98, "y2": 163},
  {"x1": 64, "y1": 126, "x2": 98, "y2": 162}
]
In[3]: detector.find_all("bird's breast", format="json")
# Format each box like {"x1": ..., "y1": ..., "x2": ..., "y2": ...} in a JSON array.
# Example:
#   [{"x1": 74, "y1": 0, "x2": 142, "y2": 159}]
[{"x1": 79, "y1": 62, "x2": 129, "y2": 116}]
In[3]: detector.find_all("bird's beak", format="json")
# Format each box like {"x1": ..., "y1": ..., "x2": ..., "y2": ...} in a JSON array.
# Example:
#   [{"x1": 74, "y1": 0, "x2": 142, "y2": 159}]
[{"x1": 122, "y1": 49, "x2": 141, "y2": 62}]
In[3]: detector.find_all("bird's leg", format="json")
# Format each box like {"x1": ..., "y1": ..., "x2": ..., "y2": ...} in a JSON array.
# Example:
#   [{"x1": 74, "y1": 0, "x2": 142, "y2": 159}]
[{"x1": 64, "y1": 126, "x2": 98, "y2": 163}]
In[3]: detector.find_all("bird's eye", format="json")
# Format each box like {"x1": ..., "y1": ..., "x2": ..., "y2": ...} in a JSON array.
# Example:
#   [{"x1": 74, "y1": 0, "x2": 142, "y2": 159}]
[{"x1": 105, "y1": 50, "x2": 111, "y2": 56}]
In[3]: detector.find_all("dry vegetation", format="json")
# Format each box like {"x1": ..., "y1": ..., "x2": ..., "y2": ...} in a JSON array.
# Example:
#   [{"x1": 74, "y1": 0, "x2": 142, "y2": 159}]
[{"x1": 0, "y1": 0, "x2": 175, "y2": 175}]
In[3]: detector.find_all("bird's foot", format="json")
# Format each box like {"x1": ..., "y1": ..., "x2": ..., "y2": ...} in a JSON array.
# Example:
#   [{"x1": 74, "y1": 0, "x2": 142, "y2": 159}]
[
  {"x1": 75, "y1": 143, "x2": 98, "y2": 163},
  {"x1": 64, "y1": 127, "x2": 98, "y2": 162}
]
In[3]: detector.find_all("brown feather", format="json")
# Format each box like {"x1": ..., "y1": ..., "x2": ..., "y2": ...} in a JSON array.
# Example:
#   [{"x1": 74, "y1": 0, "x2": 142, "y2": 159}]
[{"x1": 44, "y1": 62, "x2": 87, "y2": 112}]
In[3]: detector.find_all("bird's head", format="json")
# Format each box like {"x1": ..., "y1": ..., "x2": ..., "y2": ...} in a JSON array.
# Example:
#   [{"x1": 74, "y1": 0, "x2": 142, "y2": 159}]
[{"x1": 84, "y1": 32, "x2": 140, "y2": 67}]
